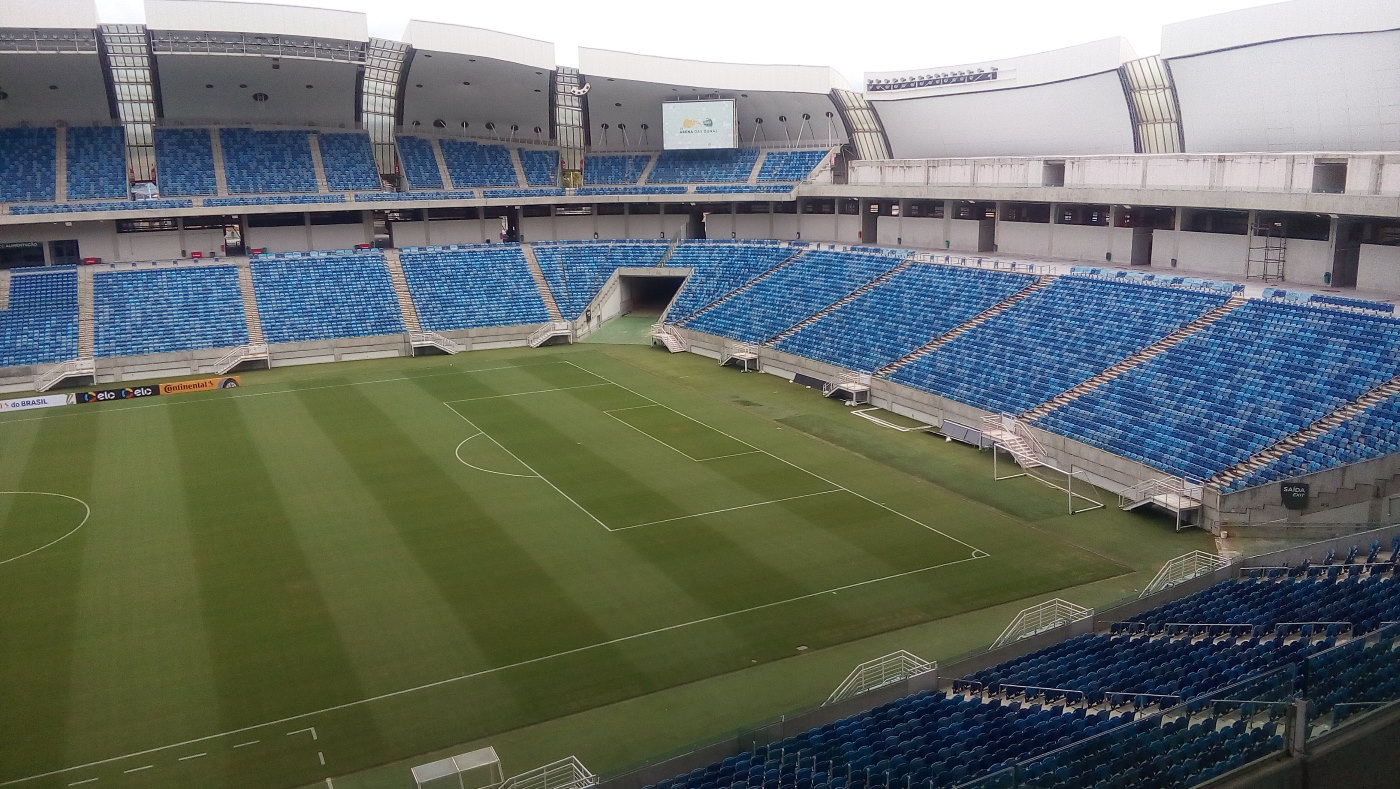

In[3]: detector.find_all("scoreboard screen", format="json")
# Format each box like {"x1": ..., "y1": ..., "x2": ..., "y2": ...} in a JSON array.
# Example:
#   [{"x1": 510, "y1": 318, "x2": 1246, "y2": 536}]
[{"x1": 662, "y1": 100, "x2": 737, "y2": 150}]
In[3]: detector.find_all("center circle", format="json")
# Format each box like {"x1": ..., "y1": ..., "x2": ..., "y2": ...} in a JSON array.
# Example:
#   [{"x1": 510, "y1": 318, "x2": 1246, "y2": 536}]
[{"x1": 0, "y1": 492, "x2": 91, "y2": 565}]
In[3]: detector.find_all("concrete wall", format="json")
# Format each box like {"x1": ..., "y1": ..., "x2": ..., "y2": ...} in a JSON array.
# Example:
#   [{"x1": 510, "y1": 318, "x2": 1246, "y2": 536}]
[
  {"x1": 1163, "y1": 231, "x2": 1250, "y2": 277},
  {"x1": 1357, "y1": 244, "x2": 1400, "y2": 293},
  {"x1": 1211, "y1": 454, "x2": 1400, "y2": 530}
]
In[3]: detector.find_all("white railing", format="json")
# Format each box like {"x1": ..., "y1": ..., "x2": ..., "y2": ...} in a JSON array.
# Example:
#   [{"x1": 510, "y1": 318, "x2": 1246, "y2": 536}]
[
  {"x1": 825, "y1": 650, "x2": 935, "y2": 706},
  {"x1": 212, "y1": 343, "x2": 268, "y2": 374},
  {"x1": 497, "y1": 757, "x2": 597, "y2": 789},
  {"x1": 822, "y1": 372, "x2": 872, "y2": 397},
  {"x1": 528, "y1": 321, "x2": 573, "y2": 347},
  {"x1": 650, "y1": 323, "x2": 687, "y2": 352},
  {"x1": 1140, "y1": 551, "x2": 1232, "y2": 598},
  {"x1": 33, "y1": 358, "x2": 95, "y2": 392},
  {"x1": 1119, "y1": 476, "x2": 1205, "y2": 510},
  {"x1": 408, "y1": 331, "x2": 464, "y2": 354},
  {"x1": 991, "y1": 599, "x2": 1093, "y2": 650}
]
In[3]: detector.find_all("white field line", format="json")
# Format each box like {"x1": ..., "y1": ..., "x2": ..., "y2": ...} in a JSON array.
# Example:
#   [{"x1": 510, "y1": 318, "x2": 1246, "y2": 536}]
[
  {"x1": 231, "y1": 740, "x2": 259, "y2": 749},
  {"x1": 442, "y1": 382, "x2": 610, "y2": 404},
  {"x1": 0, "y1": 554, "x2": 986, "y2": 788},
  {"x1": 0, "y1": 492, "x2": 91, "y2": 566},
  {"x1": 696, "y1": 451, "x2": 760, "y2": 462},
  {"x1": 176, "y1": 753, "x2": 205, "y2": 761},
  {"x1": 603, "y1": 407, "x2": 759, "y2": 464},
  {"x1": 616, "y1": 489, "x2": 842, "y2": 530},
  {"x1": 442, "y1": 404, "x2": 611, "y2": 532},
  {"x1": 0, "y1": 360, "x2": 581, "y2": 427},
  {"x1": 65, "y1": 780, "x2": 98, "y2": 787},
  {"x1": 561, "y1": 360, "x2": 987, "y2": 555},
  {"x1": 453, "y1": 435, "x2": 538, "y2": 479},
  {"x1": 120, "y1": 766, "x2": 151, "y2": 774}
]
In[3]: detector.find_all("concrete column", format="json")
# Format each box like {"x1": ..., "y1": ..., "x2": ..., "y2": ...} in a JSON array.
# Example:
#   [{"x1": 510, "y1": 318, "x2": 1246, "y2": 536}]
[{"x1": 942, "y1": 200, "x2": 954, "y2": 250}]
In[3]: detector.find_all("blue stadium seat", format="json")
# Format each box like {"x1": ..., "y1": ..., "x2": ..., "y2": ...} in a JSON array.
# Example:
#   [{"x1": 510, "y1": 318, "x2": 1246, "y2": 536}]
[
  {"x1": 0, "y1": 127, "x2": 57, "y2": 203},
  {"x1": 0, "y1": 268, "x2": 78, "y2": 366},
  {"x1": 154, "y1": 128, "x2": 218, "y2": 196},
  {"x1": 93, "y1": 266, "x2": 248, "y2": 358},
  {"x1": 251, "y1": 251, "x2": 405, "y2": 342},
  {"x1": 66, "y1": 126, "x2": 128, "y2": 200},
  {"x1": 220, "y1": 128, "x2": 318, "y2": 194},
  {"x1": 318, "y1": 132, "x2": 381, "y2": 191},
  {"x1": 400, "y1": 245, "x2": 551, "y2": 330}
]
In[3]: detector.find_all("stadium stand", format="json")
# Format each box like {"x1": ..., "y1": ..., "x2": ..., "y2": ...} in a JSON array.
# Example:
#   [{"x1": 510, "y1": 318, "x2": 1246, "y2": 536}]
[
  {"x1": 394, "y1": 135, "x2": 444, "y2": 189},
  {"x1": 205, "y1": 195, "x2": 346, "y2": 207},
  {"x1": 93, "y1": 266, "x2": 248, "y2": 358},
  {"x1": 886, "y1": 277, "x2": 1231, "y2": 416},
  {"x1": 694, "y1": 184, "x2": 795, "y2": 194},
  {"x1": 683, "y1": 249, "x2": 907, "y2": 343},
  {"x1": 400, "y1": 245, "x2": 551, "y2": 331},
  {"x1": 517, "y1": 149, "x2": 559, "y2": 186},
  {"x1": 583, "y1": 154, "x2": 652, "y2": 185},
  {"x1": 574, "y1": 186, "x2": 687, "y2": 196},
  {"x1": 317, "y1": 132, "x2": 382, "y2": 192},
  {"x1": 484, "y1": 188, "x2": 565, "y2": 199},
  {"x1": 532, "y1": 240, "x2": 669, "y2": 319},
  {"x1": 1033, "y1": 300, "x2": 1400, "y2": 481},
  {"x1": 1223, "y1": 393, "x2": 1400, "y2": 491},
  {"x1": 0, "y1": 268, "x2": 78, "y2": 367},
  {"x1": 65, "y1": 126, "x2": 128, "y2": 200},
  {"x1": 250, "y1": 251, "x2": 405, "y2": 342},
  {"x1": 756, "y1": 149, "x2": 828, "y2": 181},
  {"x1": 647, "y1": 149, "x2": 760, "y2": 183},
  {"x1": 153, "y1": 128, "x2": 218, "y2": 196},
  {"x1": 773, "y1": 263, "x2": 1036, "y2": 373},
  {"x1": 439, "y1": 139, "x2": 518, "y2": 188},
  {"x1": 219, "y1": 129, "x2": 318, "y2": 194},
  {"x1": 0, "y1": 127, "x2": 57, "y2": 203},
  {"x1": 354, "y1": 189, "x2": 476, "y2": 201},
  {"x1": 11, "y1": 199, "x2": 193, "y2": 214},
  {"x1": 662, "y1": 241, "x2": 798, "y2": 321}
]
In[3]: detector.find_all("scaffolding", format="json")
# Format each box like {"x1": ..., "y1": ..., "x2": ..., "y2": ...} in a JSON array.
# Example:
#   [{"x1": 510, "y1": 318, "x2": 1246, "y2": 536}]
[{"x1": 1247, "y1": 219, "x2": 1287, "y2": 282}]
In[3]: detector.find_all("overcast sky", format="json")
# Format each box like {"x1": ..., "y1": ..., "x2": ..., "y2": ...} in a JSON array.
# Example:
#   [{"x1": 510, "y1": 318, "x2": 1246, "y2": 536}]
[{"x1": 94, "y1": 0, "x2": 1281, "y2": 86}]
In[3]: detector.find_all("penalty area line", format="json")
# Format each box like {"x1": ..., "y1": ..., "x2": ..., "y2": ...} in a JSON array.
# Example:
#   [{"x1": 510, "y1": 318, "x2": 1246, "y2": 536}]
[{"x1": 0, "y1": 554, "x2": 988, "y2": 787}]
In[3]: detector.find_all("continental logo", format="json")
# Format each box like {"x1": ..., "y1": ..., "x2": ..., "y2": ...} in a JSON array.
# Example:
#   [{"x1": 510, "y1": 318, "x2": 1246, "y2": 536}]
[{"x1": 159, "y1": 376, "x2": 241, "y2": 395}]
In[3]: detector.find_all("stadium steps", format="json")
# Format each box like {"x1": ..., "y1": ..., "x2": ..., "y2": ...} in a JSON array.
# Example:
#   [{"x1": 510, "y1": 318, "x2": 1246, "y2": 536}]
[
  {"x1": 636, "y1": 154, "x2": 659, "y2": 184},
  {"x1": 764, "y1": 256, "x2": 915, "y2": 345},
  {"x1": 76, "y1": 266, "x2": 95, "y2": 358},
  {"x1": 520, "y1": 242, "x2": 565, "y2": 321},
  {"x1": 508, "y1": 148, "x2": 529, "y2": 187},
  {"x1": 308, "y1": 134, "x2": 330, "y2": 193},
  {"x1": 382, "y1": 248, "x2": 423, "y2": 332},
  {"x1": 210, "y1": 128, "x2": 230, "y2": 195},
  {"x1": 235, "y1": 261, "x2": 265, "y2": 344},
  {"x1": 54, "y1": 125, "x2": 68, "y2": 202},
  {"x1": 874, "y1": 275, "x2": 1056, "y2": 376},
  {"x1": 747, "y1": 151, "x2": 766, "y2": 184},
  {"x1": 675, "y1": 247, "x2": 810, "y2": 324},
  {"x1": 0, "y1": 269, "x2": 10, "y2": 310},
  {"x1": 430, "y1": 139, "x2": 454, "y2": 191},
  {"x1": 1212, "y1": 375, "x2": 1400, "y2": 487},
  {"x1": 1020, "y1": 296, "x2": 1249, "y2": 422}
]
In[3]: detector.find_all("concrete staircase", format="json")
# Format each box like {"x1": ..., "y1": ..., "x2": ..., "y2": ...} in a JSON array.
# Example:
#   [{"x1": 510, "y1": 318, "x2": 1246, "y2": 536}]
[
  {"x1": 209, "y1": 128, "x2": 230, "y2": 195},
  {"x1": 1020, "y1": 296, "x2": 1247, "y2": 422},
  {"x1": 0, "y1": 269, "x2": 11, "y2": 310},
  {"x1": 521, "y1": 242, "x2": 564, "y2": 321},
  {"x1": 674, "y1": 247, "x2": 810, "y2": 325},
  {"x1": 636, "y1": 154, "x2": 659, "y2": 185},
  {"x1": 875, "y1": 276, "x2": 1056, "y2": 376},
  {"x1": 509, "y1": 148, "x2": 529, "y2": 187},
  {"x1": 765, "y1": 257, "x2": 914, "y2": 345},
  {"x1": 382, "y1": 248, "x2": 422, "y2": 332},
  {"x1": 747, "y1": 150, "x2": 767, "y2": 184},
  {"x1": 76, "y1": 266, "x2": 94, "y2": 358},
  {"x1": 431, "y1": 139, "x2": 454, "y2": 190},
  {"x1": 1212, "y1": 375, "x2": 1400, "y2": 487},
  {"x1": 235, "y1": 261, "x2": 265, "y2": 344},
  {"x1": 308, "y1": 133, "x2": 330, "y2": 193},
  {"x1": 54, "y1": 125, "x2": 68, "y2": 202}
]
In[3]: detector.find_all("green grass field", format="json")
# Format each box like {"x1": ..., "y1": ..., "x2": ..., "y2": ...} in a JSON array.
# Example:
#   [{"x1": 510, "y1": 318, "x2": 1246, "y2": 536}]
[{"x1": 0, "y1": 345, "x2": 1211, "y2": 789}]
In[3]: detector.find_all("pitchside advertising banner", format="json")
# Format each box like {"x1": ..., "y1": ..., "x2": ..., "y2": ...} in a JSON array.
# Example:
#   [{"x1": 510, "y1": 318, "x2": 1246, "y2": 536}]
[
  {"x1": 0, "y1": 393, "x2": 75, "y2": 412},
  {"x1": 74, "y1": 376, "x2": 241, "y2": 405},
  {"x1": 662, "y1": 100, "x2": 738, "y2": 150}
]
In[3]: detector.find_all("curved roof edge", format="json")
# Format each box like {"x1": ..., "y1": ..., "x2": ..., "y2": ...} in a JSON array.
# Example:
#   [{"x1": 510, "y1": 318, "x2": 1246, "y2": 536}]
[
  {"x1": 402, "y1": 19, "x2": 555, "y2": 70},
  {"x1": 864, "y1": 37, "x2": 1136, "y2": 98},
  {"x1": 0, "y1": 0, "x2": 97, "y2": 29},
  {"x1": 1161, "y1": 0, "x2": 1400, "y2": 59},
  {"x1": 578, "y1": 47, "x2": 849, "y2": 95},
  {"x1": 143, "y1": 0, "x2": 368, "y2": 41}
]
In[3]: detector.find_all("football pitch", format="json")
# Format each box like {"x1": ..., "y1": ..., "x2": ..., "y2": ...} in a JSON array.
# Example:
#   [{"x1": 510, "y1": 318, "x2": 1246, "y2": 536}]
[{"x1": 0, "y1": 347, "x2": 1194, "y2": 789}]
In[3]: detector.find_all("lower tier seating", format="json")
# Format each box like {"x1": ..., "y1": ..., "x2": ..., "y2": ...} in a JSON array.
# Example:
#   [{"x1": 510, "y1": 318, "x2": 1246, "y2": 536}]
[
  {"x1": 0, "y1": 268, "x2": 77, "y2": 367},
  {"x1": 250, "y1": 251, "x2": 404, "y2": 343},
  {"x1": 532, "y1": 241, "x2": 669, "y2": 319},
  {"x1": 93, "y1": 266, "x2": 248, "y2": 358},
  {"x1": 400, "y1": 246, "x2": 551, "y2": 330}
]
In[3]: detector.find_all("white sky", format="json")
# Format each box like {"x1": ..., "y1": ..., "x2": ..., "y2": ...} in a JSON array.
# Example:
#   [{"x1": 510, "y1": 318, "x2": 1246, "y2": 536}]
[{"x1": 93, "y1": 0, "x2": 1282, "y2": 86}]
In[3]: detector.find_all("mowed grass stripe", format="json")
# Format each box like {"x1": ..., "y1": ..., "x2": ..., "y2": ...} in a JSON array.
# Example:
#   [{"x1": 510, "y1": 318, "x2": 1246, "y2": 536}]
[
  {"x1": 0, "y1": 414, "x2": 100, "y2": 779},
  {"x1": 605, "y1": 404, "x2": 752, "y2": 461},
  {"x1": 168, "y1": 401, "x2": 387, "y2": 788}
]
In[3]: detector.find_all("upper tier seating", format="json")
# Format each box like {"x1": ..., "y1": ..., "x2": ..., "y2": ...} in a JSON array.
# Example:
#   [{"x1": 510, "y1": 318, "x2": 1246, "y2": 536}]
[
  {"x1": 251, "y1": 251, "x2": 404, "y2": 343},
  {"x1": 662, "y1": 242, "x2": 800, "y2": 321},
  {"x1": 517, "y1": 149, "x2": 559, "y2": 187},
  {"x1": 574, "y1": 186, "x2": 686, "y2": 196},
  {"x1": 440, "y1": 139, "x2": 518, "y2": 188},
  {"x1": 694, "y1": 184, "x2": 794, "y2": 194},
  {"x1": 66, "y1": 126, "x2": 128, "y2": 200},
  {"x1": 220, "y1": 129, "x2": 318, "y2": 194},
  {"x1": 756, "y1": 149, "x2": 828, "y2": 181},
  {"x1": 1033, "y1": 300, "x2": 1400, "y2": 481},
  {"x1": 683, "y1": 249, "x2": 905, "y2": 343},
  {"x1": 394, "y1": 136, "x2": 444, "y2": 189},
  {"x1": 773, "y1": 264, "x2": 1035, "y2": 373},
  {"x1": 532, "y1": 241, "x2": 669, "y2": 319},
  {"x1": 154, "y1": 128, "x2": 218, "y2": 196},
  {"x1": 93, "y1": 266, "x2": 248, "y2": 358},
  {"x1": 0, "y1": 268, "x2": 78, "y2": 367},
  {"x1": 583, "y1": 154, "x2": 651, "y2": 185},
  {"x1": 647, "y1": 149, "x2": 760, "y2": 183},
  {"x1": 317, "y1": 132, "x2": 381, "y2": 191},
  {"x1": 354, "y1": 190, "x2": 476, "y2": 202},
  {"x1": 1225, "y1": 393, "x2": 1400, "y2": 492},
  {"x1": 12, "y1": 199, "x2": 193, "y2": 215},
  {"x1": 400, "y1": 246, "x2": 551, "y2": 331},
  {"x1": 887, "y1": 277, "x2": 1229, "y2": 416},
  {"x1": 0, "y1": 127, "x2": 57, "y2": 203},
  {"x1": 205, "y1": 195, "x2": 344, "y2": 207}
]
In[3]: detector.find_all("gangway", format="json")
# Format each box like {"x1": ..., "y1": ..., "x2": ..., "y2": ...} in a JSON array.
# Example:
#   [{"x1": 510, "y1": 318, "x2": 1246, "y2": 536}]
[
  {"x1": 1139, "y1": 551, "x2": 1232, "y2": 598},
  {"x1": 992, "y1": 599, "x2": 1093, "y2": 649},
  {"x1": 822, "y1": 372, "x2": 871, "y2": 405},
  {"x1": 210, "y1": 343, "x2": 269, "y2": 374},
  {"x1": 33, "y1": 358, "x2": 96, "y2": 392},
  {"x1": 1120, "y1": 476, "x2": 1204, "y2": 530},
  {"x1": 409, "y1": 331, "x2": 465, "y2": 355},
  {"x1": 528, "y1": 321, "x2": 573, "y2": 348},
  {"x1": 982, "y1": 414, "x2": 1104, "y2": 515},
  {"x1": 649, "y1": 323, "x2": 687, "y2": 353},
  {"x1": 719, "y1": 341, "x2": 761, "y2": 371},
  {"x1": 825, "y1": 650, "x2": 935, "y2": 705}
]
